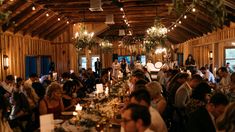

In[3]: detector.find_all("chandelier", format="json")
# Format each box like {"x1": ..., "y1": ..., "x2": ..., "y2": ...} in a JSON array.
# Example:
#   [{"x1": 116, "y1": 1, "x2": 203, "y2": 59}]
[
  {"x1": 144, "y1": 18, "x2": 168, "y2": 52},
  {"x1": 74, "y1": 24, "x2": 96, "y2": 50},
  {"x1": 99, "y1": 40, "x2": 113, "y2": 53},
  {"x1": 146, "y1": 19, "x2": 168, "y2": 38},
  {"x1": 155, "y1": 47, "x2": 166, "y2": 54}
]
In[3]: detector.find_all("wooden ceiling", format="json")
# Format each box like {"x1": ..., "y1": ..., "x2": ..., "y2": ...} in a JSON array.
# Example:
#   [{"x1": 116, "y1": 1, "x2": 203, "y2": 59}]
[{"x1": 0, "y1": 0, "x2": 235, "y2": 44}]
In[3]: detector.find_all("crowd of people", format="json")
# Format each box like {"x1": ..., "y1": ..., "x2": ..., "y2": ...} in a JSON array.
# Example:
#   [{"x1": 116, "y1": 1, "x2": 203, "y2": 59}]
[{"x1": 0, "y1": 56, "x2": 235, "y2": 132}]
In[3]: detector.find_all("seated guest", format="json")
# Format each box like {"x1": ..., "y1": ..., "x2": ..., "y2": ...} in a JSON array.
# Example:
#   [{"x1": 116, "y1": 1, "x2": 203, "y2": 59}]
[
  {"x1": 0, "y1": 75, "x2": 15, "y2": 98},
  {"x1": 186, "y1": 93, "x2": 229, "y2": 132},
  {"x1": 24, "y1": 73, "x2": 38, "y2": 87},
  {"x1": 121, "y1": 104, "x2": 153, "y2": 132},
  {"x1": 0, "y1": 95, "x2": 12, "y2": 132},
  {"x1": 39, "y1": 82, "x2": 64, "y2": 119},
  {"x1": 200, "y1": 66, "x2": 215, "y2": 83},
  {"x1": 146, "y1": 81, "x2": 167, "y2": 115},
  {"x1": 228, "y1": 72, "x2": 235, "y2": 101},
  {"x1": 218, "y1": 67, "x2": 231, "y2": 93},
  {"x1": 129, "y1": 88, "x2": 167, "y2": 132},
  {"x1": 62, "y1": 81, "x2": 79, "y2": 111},
  {"x1": 175, "y1": 74, "x2": 203, "y2": 109},
  {"x1": 22, "y1": 85, "x2": 39, "y2": 111},
  {"x1": 9, "y1": 92, "x2": 31, "y2": 131},
  {"x1": 187, "y1": 82, "x2": 212, "y2": 113},
  {"x1": 216, "y1": 102, "x2": 235, "y2": 132},
  {"x1": 32, "y1": 82, "x2": 45, "y2": 101}
]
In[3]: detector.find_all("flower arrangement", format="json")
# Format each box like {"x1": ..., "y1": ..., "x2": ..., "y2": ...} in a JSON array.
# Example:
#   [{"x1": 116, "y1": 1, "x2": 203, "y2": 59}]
[
  {"x1": 74, "y1": 25, "x2": 96, "y2": 50},
  {"x1": 121, "y1": 36, "x2": 144, "y2": 54},
  {"x1": 99, "y1": 40, "x2": 113, "y2": 53},
  {"x1": 144, "y1": 18, "x2": 167, "y2": 52}
]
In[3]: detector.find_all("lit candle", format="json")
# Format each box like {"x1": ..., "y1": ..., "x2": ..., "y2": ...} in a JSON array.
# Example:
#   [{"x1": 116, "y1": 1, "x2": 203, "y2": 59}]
[
  {"x1": 108, "y1": 71, "x2": 110, "y2": 81},
  {"x1": 105, "y1": 87, "x2": 109, "y2": 96},
  {"x1": 14, "y1": 76, "x2": 17, "y2": 83},
  {"x1": 73, "y1": 112, "x2": 78, "y2": 116}
]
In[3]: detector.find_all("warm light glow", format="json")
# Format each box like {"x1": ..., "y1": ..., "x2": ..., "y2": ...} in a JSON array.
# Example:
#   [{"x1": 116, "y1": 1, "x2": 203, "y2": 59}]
[
  {"x1": 46, "y1": 13, "x2": 49, "y2": 17},
  {"x1": 146, "y1": 19, "x2": 167, "y2": 38},
  {"x1": 171, "y1": 27, "x2": 174, "y2": 30},
  {"x1": 66, "y1": 21, "x2": 69, "y2": 24},
  {"x1": 192, "y1": 8, "x2": 196, "y2": 12},
  {"x1": 155, "y1": 48, "x2": 166, "y2": 54},
  {"x1": 127, "y1": 24, "x2": 130, "y2": 27},
  {"x1": 32, "y1": 6, "x2": 36, "y2": 11},
  {"x1": 73, "y1": 112, "x2": 78, "y2": 116},
  {"x1": 184, "y1": 15, "x2": 187, "y2": 19},
  {"x1": 174, "y1": 24, "x2": 177, "y2": 27},
  {"x1": 122, "y1": 15, "x2": 125, "y2": 18},
  {"x1": 209, "y1": 51, "x2": 213, "y2": 60},
  {"x1": 120, "y1": 8, "x2": 124, "y2": 11},
  {"x1": 57, "y1": 18, "x2": 60, "y2": 21},
  {"x1": 3, "y1": 55, "x2": 9, "y2": 70},
  {"x1": 75, "y1": 103, "x2": 82, "y2": 111},
  {"x1": 232, "y1": 42, "x2": 235, "y2": 46},
  {"x1": 178, "y1": 21, "x2": 182, "y2": 24}
]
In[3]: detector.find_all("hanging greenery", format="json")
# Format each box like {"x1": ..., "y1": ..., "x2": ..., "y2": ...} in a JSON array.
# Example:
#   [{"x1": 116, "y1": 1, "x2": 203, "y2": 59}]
[
  {"x1": 74, "y1": 26, "x2": 96, "y2": 51},
  {"x1": 99, "y1": 40, "x2": 113, "y2": 53},
  {"x1": 144, "y1": 18, "x2": 168, "y2": 53},
  {"x1": 121, "y1": 35, "x2": 145, "y2": 54},
  {"x1": 171, "y1": 0, "x2": 226, "y2": 29}
]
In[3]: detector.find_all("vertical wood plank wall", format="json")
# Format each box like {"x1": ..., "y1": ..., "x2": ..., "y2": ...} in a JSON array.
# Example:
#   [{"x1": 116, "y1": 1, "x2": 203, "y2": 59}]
[
  {"x1": 0, "y1": 32, "x2": 51, "y2": 80},
  {"x1": 177, "y1": 26, "x2": 235, "y2": 69}
]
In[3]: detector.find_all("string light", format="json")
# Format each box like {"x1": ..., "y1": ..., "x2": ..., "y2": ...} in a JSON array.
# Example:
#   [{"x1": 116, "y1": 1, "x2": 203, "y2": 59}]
[
  {"x1": 174, "y1": 24, "x2": 177, "y2": 27},
  {"x1": 32, "y1": 5, "x2": 36, "y2": 11},
  {"x1": 66, "y1": 21, "x2": 69, "y2": 24},
  {"x1": 46, "y1": 13, "x2": 49, "y2": 17},
  {"x1": 120, "y1": 8, "x2": 124, "y2": 11},
  {"x1": 192, "y1": 8, "x2": 196, "y2": 12},
  {"x1": 178, "y1": 21, "x2": 182, "y2": 24},
  {"x1": 184, "y1": 15, "x2": 187, "y2": 19},
  {"x1": 57, "y1": 18, "x2": 60, "y2": 21},
  {"x1": 171, "y1": 27, "x2": 174, "y2": 30},
  {"x1": 122, "y1": 15, "x2": 125, "y2": 18}
]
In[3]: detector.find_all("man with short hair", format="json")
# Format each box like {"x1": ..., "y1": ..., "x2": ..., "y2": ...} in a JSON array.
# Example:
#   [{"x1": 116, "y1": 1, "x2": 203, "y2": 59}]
[
  {"x1": 186, "y1": 93, "x2": 229, "y2": 132},
  {"x1": 24, "y1": 73, "x2": 38, "y2": 87},
  {"x1": 175, "y1": 74, "x2": 203, "y2": 108},
  {"x1": 121, "y1": 104, "x2": 153, "y2": 132},
  {"x1": 200, "y1": 66, "x2": 215, "y2": 83},
  {"x1": 94, "y1": 58, "x2": 101, "y2": 76},
  {"x1": 218, "y1": 67, "x2": 231, "y2": 93},
  {"x1": 129, "y1": 88, "x2": 167, "y2": 132}
]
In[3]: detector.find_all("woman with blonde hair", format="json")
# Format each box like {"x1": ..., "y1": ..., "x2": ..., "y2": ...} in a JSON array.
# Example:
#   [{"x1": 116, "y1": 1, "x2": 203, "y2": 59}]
[
  {"x1": 39, "y1": 82, "x2": 64, "y2": 119},
  {"x1": 146, "y1": 81, "x2": 167, "y2": 115},
  {"x1": 216, "y1": 102, "x2": 235, "y2": 132}
]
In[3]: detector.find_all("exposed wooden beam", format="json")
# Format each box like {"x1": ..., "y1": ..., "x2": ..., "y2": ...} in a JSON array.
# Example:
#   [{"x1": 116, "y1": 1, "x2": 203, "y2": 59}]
[
  {"x1": 48, "y1": 25, "x2": 70, "y2": 40},
  {"x1": 14, "y1": 9, "x2": 46, "y2": 34},
  {"x1": 24, "y1": 13, "x2": 56, "y2": 35},
  {"x1": 32, "y1": 16, "x2": 58, "y2": 37},
  {"x1": 2, "y1": 3, "x2": 33, "y2": 32},
  {"x1": 40, "y1": 20, "x2": 68, "y2": 38}
]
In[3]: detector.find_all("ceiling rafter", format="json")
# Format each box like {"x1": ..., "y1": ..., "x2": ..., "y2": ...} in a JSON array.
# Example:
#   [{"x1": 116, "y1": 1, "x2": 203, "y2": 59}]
[
  {"x1": 40, "y1": 20, "x2": 68, "y2": 38},
  {"x1": 48, "y1": 24, "x2": 70, "y2": 40},
  {"x1": 24, "y1": 13, "x2": 56, "y2": 35},
  {"x1": 14, "y1": 9, "x2": 46, "y2": 34}
]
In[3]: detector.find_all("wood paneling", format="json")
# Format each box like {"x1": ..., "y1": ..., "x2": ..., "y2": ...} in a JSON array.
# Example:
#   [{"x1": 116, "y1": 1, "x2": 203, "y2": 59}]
[
  {"x1": 178, "y1": 26, "x2": 235, "y2": 69},
  {"x1": 0, "y1": 32, "x2": 51, "y2": 80}
]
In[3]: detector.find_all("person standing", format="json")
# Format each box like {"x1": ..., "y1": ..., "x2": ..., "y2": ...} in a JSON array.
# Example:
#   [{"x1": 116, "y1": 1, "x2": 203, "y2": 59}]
[
  {"x1": 95, "y1": 58, "x2": 101, "y2": 76},
  {"x1": 185, "y1": 54, "x2": 196, "y2": 72},
  {"x1": 112, "y1": 59, "x2": 120, "y2": 80}
]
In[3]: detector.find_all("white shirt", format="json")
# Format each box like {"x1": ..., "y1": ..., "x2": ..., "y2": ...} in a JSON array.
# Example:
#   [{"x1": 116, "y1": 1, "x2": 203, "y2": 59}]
[
  {"x1": 149, "y1": 107, "x2": 168, "y2": 132},
  {"x1": 204, "y1": 70, "x2": 215, "y2": 83}
]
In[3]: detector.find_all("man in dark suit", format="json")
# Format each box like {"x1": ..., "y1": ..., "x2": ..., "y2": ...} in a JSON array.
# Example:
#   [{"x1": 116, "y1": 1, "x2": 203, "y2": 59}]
[
  {"x1": 94, "y1": 58, "x2": 101, "y2": 76},
  {"x1": 185, "y1": 93, "x2": 229, "y2": 132}
]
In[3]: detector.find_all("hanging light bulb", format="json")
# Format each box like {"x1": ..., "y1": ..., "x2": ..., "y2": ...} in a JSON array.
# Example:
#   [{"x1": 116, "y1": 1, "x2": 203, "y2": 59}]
[
  {"x1": 122, "y1": 15, "x2": 125, "y2": 18},
  {"x1": 184, "y1": 15, "x2": 187, "y2": 19},
  {"x1": 171, "y1": 27, "x2": 174, "y2": 30},
  {"x1": 66, "y1": 21, "x2": 69, "y2": 24},
  {"x1": 174, "y1": 24, "x2": 177, "y2": 27},
  {"x1": 32, "y1": 5, "x2": 36, "y2": 11},
  {"x1": 120, "y1": 8, "x2": 124, "y2": 11},
  {"x1": 192, "y1": 8, "x2": 196, "y2": 12},
  {"x1": 178, "y1": 21, "x2": 182, "y2": 24},
  {"x1": 57, "y1": 18, "x2": 60, "y2": 21},
  {"x1": 46, "y1": 13, "x2": 49, "y2": 17}
]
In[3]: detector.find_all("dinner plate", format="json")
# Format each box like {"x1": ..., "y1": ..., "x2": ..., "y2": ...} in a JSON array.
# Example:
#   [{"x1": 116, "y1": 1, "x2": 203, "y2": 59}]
[
  {"x1": 54, "y1": 119, "x2": 63, "y2": 124},
  {"x1": 61, "y1": 111, "x2": 74, "y2": 116}
]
